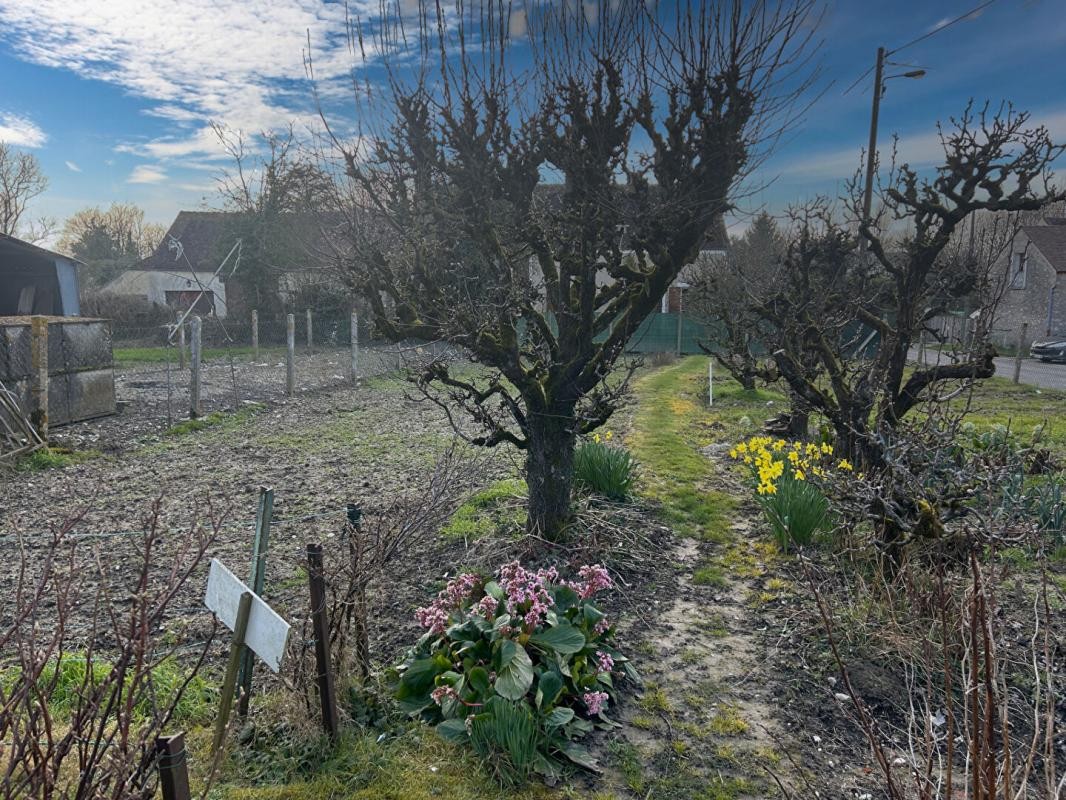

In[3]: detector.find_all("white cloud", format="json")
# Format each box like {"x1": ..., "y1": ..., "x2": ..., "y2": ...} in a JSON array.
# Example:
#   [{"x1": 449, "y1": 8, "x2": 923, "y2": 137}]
[
  {"x1": 65, "y1": 160, "x2": 82, "y2": 172},
  {"x1": 128, "y1": 164, "x2": 168, "y2": 184},
  {"x1": 0, "y1": 112, "x2": 47, "y2": 147},
  {"x1": 0, "y1": 0, "x2": 368, "y2": 161}
]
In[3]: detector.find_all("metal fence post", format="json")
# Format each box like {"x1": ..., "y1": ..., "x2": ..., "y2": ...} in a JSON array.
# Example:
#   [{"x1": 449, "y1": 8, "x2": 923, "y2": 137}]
[
  {"x1": 350, "y1": 311, "x2": 359, "y2": 384},
  {"x1": 307, "y1": 543, "x2": 340, "y2": 741},
  {"x1": 251, "y1": 309, "x2": 259, "y2": 361},
  {"x1": 286, "y1": 313, "x2": 295, "y2": 397},
  {"x1": 29, "y1": 315, "x2": 48, "y2": 442},
  {"x1": 1013, "y1": 322, "x2": 1028, "y2": 385},
  {"x1": 177, "y1": 320, "x2": 186, "y2": 370},
  {"x1": 306, "y1": 308, "x2": 313, "y2": 352},
  {"x1": 155, "y1": 733, "x2": 192, "y2": 800},
  {"x1": 238, "y1": 486, "x2": 273, "y2": 717},
  {"x1": 190, "y1": 315, "x2": 202, "y2": 419}
]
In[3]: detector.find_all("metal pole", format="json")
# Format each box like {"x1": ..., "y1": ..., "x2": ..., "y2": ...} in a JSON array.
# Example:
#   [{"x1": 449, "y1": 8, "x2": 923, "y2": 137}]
[
  {"x1": 286, "y1": 313, "x2": 295, "y2": 397},
  {"x1": 862, "y1": 46, "x2": 886, "y2": 226},
  {"x1": 307, "y1": 543, "x2": 341, "y2": 740},
  {"x1": 190, "y1": 315, "x2": 202, "y2": 419},
  {"x1": 237, "y1": 487, "x2": 273, "y2": 717},
  {"x1": 350, "y1": 310, "x2": 359, "y2": 384},
  {"x1": 1013, "y1": 322, "x2": 1028, "y2": 385},
  {"x1": 708, "y1": 360, "x2": 713, "y2": 407},
  {"x1": 212, "y1": 591, "x2": 252, "y2": 756},
  {"x1": 306, "y1": 308, "x2": 313, "y2": 352},
  {"x1": 177, "y1": 320, "x2": 186, "y2": 370},
  {"x1": 251, "y1": 309, "x2": 259, "y2": 361},
  {"x1": 155, "y1": 733, "x2": 192, "y2": 800}
]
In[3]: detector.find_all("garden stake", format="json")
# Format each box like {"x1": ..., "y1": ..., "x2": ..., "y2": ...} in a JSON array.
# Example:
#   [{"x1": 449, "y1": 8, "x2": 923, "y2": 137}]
[
  {"x1": 212, "y1": 590, "x2": 252, "y2": 756},
  {"x1": 238, "y1": 487, "x2": 274, "y2": 716},
  {"x1": 155, "y1": 733, "x2": 192, "y2": 800},
  {"x1": 306, "y1": 543, "x2": 340, "y2": 740}
]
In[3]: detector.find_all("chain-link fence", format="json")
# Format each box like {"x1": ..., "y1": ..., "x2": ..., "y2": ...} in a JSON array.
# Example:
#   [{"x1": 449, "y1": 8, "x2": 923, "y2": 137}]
[{"x1": 108, "y1": 311, "x2": 456, "y2": 438}]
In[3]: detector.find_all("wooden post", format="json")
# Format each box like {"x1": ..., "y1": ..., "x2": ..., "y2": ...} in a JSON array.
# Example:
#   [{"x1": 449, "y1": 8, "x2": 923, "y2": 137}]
[
  {"x1": 212, "y1": 591, "x2": 252, "y2": 756},
  {"x1": 708, "y1": 360, "x2": 713, "y2": 407},
  {"x1": 251, "y1": 309, "x2": 259, "y2": 361},
  {"x1": 29, "y1": 315, "x2": 48, "y2": 442},
  {"x1": 1013, "y1": 322, "x2": 1028, "y2": 385},
  {"x1": 917, "y1": 330, "x2": 926, "y2": 367},
  {"x1": 155, "y1": 733, "x2": 192, "y2": 800},
  {"x1": 237, "y1": 487, "x2": 274, "y2": 717},
  {"x1": 286, "y1": 313, "x2": 295, "y2": 397},
  {"x1": 306, "y1": 308, "x2": 313, "y2": 352},
  {"x1": 350, "y1": 310, "x2": 359, "y2": 384},
  {"x1": 190, "y1": 315, "x2": 202, "y2": 419},
  {"x1": 306, "y1": 544, "x2": 340, "y2": 740},
  {"x1": 177, "y1": 320, "x2": 187, "y2": 370}
]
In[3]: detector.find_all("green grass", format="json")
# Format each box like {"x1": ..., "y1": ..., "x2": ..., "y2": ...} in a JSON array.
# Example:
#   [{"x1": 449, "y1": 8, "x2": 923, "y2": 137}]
[
  {"x1": 441, "y1": 478, "x2": 527, "y2": 540},
  {"x1": 629, "y1": 357, "x2": 741, "y2": 541},
  {"x1": 952, "y1": 377, "x2": 1066, "y2": 454},
  {"x1": 114, "y1": 345, "x2": 287, "y2": 367},
  {"x1": 163, "y1": 403, "x2": 264, "y2": 437},
  {"x1": 16, "y1": 446, "x2": 101, "y2": 472}
]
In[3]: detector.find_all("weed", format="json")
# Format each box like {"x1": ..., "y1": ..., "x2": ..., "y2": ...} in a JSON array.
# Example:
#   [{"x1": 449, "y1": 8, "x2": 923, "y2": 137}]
[
  {"x1": 441, "y1": 479, "x2": 527, "y2": 540},
  {"x1": 709, "y1": 704, "x2": 749, "y2": 736},
  {"x1": 16, "y1": 446, "x2": 100, "y2": 472}
]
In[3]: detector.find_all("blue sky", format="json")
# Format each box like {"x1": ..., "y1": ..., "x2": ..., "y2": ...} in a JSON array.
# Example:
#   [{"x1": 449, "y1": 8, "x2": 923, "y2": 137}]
[{"x1": 0, "y1": 0, "x2": 1063, "y2": 239}]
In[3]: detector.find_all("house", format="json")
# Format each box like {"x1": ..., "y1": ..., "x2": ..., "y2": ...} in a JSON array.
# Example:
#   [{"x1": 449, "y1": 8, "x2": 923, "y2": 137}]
[
  {"x1": 995, "y1": 217, "x2": 1066, "y2": 344},
  {"x1": 101, "y1": 211, "x2": 236, "y2": 318},
  {"x1": 101, "y1": 210, "x2": 341, "y2": 319},
  {"x1": 0, "y1": 233, "x2": 82, "y2": 316}
]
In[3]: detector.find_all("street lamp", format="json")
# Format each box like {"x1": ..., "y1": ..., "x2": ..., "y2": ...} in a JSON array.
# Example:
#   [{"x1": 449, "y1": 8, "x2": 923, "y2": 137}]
[{"x1": 861, "y1": 47, "x2": 927, "y2": 225}]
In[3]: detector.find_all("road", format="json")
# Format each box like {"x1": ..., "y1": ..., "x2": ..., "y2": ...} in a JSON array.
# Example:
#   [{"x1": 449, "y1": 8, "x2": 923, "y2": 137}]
[{"x1": 912, "y1": 351, "x2": 1066, "y2": 390}]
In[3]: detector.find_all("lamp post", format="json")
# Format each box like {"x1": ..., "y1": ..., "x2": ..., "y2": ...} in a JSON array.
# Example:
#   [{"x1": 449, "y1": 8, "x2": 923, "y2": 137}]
[{"x1": 862, "y1": 47, "x2": 926, "y2": 225}]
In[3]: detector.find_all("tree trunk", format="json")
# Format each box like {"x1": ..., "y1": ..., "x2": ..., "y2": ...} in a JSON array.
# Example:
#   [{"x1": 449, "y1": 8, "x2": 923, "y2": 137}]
[
  {"x1": 785, "y1": 386, "x2": 809, "y2": 439},
  {"x1": 525, "y1": 413, "x2": 577, "y2": 542}
]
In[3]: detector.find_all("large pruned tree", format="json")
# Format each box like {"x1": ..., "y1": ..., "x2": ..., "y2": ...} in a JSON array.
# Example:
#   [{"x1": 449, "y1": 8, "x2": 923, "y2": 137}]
[
  {"x1": 764, "y1": 104, "x2": 1064, "y2": 554},
  {"x1": 328, "y1": 0, "x2": 819, "y2": 539}
]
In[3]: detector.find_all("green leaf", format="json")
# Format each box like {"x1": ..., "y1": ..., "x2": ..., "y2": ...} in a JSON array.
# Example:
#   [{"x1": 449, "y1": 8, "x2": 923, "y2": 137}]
[
  {"x1": 529, "y1": 623, "x2": 586, "y2": 655},
  {"x1": 551, "y1": 585, "x2": 579, "y2": 612},
  {"x1": 436, "y1": 718, "x2": 470, "y2": 743},
  {"x1": 484, "y1": 581, "x2": 505, "y2": 601},
  {"x1": 559, "y1": 741, "x2": 602, "y2": 773},
  {"x1": 544, "y1": 706, "x2": 575, "y2": 728},
  {"x1": 468, "y1": 666, "x2": 491, "y2": 696},
  {"x1": 536, "y1": 670, "x2": 564, "y2": 709},
  {"x1": 494, "y1": 640, "x2": 534, "y2": 701},
  {"x1": 399, "y1": 656, "x2": 449, "y2": 693}
]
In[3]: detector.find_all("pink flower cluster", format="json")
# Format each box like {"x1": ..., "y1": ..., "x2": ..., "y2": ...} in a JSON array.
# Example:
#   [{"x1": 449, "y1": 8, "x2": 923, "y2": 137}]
[
  {"x1": 414, "y1": 572, "x2": 481, "y2": 635},
  {"x1": 595, "y1": 651, "x2": 615, "y2": 674},
  {"x1": 498, "y1": 561, "x2": 557, "y2": 629},
  {"x1": 574, "y1": 564, "x2": 613, "y2": 599},
  {"x1": 593, "y1": 618, "x2": 610, "y2": 636},
  {"x1": 583, "y1": 690, "x2": 609, "y2": 715},
  {"x1": 431, "y1": 685, "x2": 459, "y2": 706},
  {"x1": 472, "y1": 594, "x2": 498, "y2": 618}
]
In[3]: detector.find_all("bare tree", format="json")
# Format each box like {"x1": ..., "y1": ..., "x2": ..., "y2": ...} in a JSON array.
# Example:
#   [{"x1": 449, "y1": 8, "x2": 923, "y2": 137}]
[
  {"x1": 57, "y1": 203, "x2": 166, "y2": 287},
  {"x1": 327, "y1": 0, "x2": 820, "y2": 539},
  {"x1": 0, "y1": 142, "x2": 48, "y2": 239},
  {"x1": 767, "y1": 105, "x2": 1064, "y2": 553}
]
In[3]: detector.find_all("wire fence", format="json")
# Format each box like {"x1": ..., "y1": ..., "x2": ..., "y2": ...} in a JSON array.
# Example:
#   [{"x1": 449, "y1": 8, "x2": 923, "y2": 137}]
[{"x1": 109, "y1": 311, "x2": 458, "y2": 437}]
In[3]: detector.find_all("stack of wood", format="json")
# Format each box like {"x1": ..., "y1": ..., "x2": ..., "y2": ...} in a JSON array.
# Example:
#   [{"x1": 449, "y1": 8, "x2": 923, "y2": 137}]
[{"x1": 0, "y1": 379, "x2": 43, "y2": 463}]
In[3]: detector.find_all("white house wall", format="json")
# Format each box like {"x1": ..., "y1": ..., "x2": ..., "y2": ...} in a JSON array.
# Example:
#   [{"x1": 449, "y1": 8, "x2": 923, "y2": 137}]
[{"x1": 103, "y1": 270, "x2": 228, "y2": 317}]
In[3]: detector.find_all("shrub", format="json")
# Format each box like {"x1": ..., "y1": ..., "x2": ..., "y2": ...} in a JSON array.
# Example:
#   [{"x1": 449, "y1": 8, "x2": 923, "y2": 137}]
[
  {"x1": 729, "y1": 436, "x2": 844, "y2": 549},
  {"x1": 574, "y1": 433, "x2": 638, "y2": 502},
  {"x1": 392, "y1": 562, "x2": 637, "y2": 784}
]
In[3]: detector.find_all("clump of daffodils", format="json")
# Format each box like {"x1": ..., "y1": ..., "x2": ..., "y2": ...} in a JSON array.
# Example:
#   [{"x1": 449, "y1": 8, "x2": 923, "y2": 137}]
[{"x1": 729, "y1": 436, "x2": 853, "y2": 495}]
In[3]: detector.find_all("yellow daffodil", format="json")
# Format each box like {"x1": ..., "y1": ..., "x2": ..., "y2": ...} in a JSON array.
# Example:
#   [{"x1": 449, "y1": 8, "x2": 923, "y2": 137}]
[
  {"x1": 794, "y1": 469, "x2": 805, "y2": 481},
  {"x1": 820, "y1": 442, "x2": 833, "y2": 455},
  {"x1": 837, "y1": 458, "x2": 854, "y2": 471}
]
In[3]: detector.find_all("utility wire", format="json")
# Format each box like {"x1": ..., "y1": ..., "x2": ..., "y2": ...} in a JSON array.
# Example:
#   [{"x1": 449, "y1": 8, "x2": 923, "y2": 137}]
[{"x1": 887, "y1": 0, "x2": 997, "y2": 56}]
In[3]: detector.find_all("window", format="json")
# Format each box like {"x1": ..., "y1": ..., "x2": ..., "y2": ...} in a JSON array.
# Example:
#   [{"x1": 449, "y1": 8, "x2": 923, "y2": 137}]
[{"x1": 1009, "y1": 251, "x2": 1027, "y2": 290}]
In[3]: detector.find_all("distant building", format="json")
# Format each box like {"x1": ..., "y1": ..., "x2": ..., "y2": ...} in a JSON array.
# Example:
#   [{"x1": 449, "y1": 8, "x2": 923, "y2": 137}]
[
  {"x1": 101, "y1": 211, "x2": 235, "y2": 318},
  {"x1": 0, "y1": 233, "x2": 82, "y2": 316},
  {"x1": 995, "y1": 217, "x2": 1066, "y2": 342}
]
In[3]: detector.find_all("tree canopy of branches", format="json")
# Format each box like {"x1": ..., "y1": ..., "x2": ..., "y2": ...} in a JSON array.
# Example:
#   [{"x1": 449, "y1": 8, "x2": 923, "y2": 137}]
[
  {"x1": 0, "y1": 142, "x2": 48, "y2": 240},
  {"x1": 330, "y1": 0, "x2": 820, "y2": 539},
  {"x1": 764, "y1": 105, "x2": 1064, "y2": 554},
  {"x1": 690, "y1": 212, "x2": 784, "y2": 391},
  {"x1": 215, "y1": 125, "x2": 338, "y2": 317},
  {"x1": 57, "y1": 203, "x2": 166, "y2": 288}
]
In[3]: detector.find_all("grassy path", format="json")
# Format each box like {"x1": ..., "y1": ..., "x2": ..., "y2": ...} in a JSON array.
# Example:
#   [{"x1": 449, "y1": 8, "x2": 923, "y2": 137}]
[{"x1": 612, "y1": 356, "x2": 794, "y2": 799}]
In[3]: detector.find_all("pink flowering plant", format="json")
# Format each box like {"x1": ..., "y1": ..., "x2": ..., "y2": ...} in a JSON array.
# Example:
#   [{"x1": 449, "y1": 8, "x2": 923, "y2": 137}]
[{"x1": 392, "y1": 561, "x2": 637, "y2": 780}]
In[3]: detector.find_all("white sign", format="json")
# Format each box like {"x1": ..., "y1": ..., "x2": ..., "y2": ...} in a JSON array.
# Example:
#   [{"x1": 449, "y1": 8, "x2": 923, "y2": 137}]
[{"x1": 205, "y1": 558, "x2": 291, "y2": 673}]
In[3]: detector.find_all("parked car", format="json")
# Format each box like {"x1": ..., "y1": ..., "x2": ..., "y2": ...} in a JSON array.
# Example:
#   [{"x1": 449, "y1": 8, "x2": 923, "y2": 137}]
[{"x1": 1030, "y1": 339, "x2": 1066, "y2": 363}]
